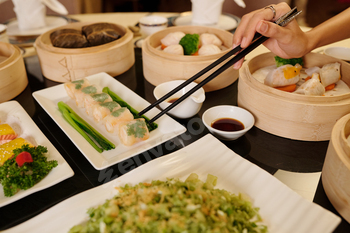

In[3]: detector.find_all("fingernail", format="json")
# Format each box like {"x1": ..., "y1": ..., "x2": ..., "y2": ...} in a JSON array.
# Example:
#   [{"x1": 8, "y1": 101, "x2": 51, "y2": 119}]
[
  {"x1": 233, "y1": 62, "x2": 240, "y2": 69},
  {"x1": 258, "y1": 21, "x2": 268, "y2": 33},
  {"x1": 241, "y1": 37, "x2": 247, "y2": 47}
]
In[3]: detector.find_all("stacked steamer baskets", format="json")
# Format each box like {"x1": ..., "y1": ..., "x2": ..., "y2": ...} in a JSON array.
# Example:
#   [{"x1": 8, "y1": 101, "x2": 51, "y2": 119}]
[
  {"x1": 238, "y1": 52, "x2": 350, "y2": 141},
  {"x1": 34, "y1": 22, "x2": 135, "y2": 83},
  {"x1": 0, "y1": 42, "x2": 27, "y2": 103},
  {"x1": 142, "y1": 25, "x2": 238, "y2": 92},
  {"x1": 322, "y1": 113, "x2": 350, "y2": 223}
]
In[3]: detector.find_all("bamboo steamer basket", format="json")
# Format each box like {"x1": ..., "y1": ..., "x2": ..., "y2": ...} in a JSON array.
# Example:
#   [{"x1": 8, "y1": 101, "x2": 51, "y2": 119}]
[
  {"x1": 238, "y1": 52, "x2": 350, "y2": 141},
  {"x1": 0, "y1": 42, "x2": 28, "y2": 103},
  {"x1": 142, "y1": 25, "x2": 238, "y2": 92},
  {"x1": 35, "y1": 22, "x2": 134, "y2": 83},
  {"x1": 322, "y1": 113, "x2": 350, "y2": 223}
]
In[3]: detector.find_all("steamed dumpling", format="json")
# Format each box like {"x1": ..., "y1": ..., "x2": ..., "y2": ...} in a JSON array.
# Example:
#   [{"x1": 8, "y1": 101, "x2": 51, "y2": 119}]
[
  {"x1": 199, "y1": 33, "x2": 222, "y2": 47},
  {"x1": 163, "y1": 44, "x2": 184, "y2": 55},
  {"x1": 305, "y1": 66, "x2": 321, "y2": 76},
  {"x1": 294, "y1": 73, "x2": 325, "y2": 96},
  {"x1": 264, "y1": 64, "x2": 302, "y2": 87},
  {"x1": 319, "y1": 62, "x2": 341, "y2": 87},
  {"x1": 198, "y1": 44, "x2": 221, "y2": 55},
  {"x1": 160, "y1": 32, "x2": 185, "y2": 47}
]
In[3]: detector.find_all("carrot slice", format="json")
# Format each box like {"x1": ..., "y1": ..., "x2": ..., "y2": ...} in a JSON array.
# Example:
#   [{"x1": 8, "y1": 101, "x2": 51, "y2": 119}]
[
  {"x1": 192, "y1": 51, "x2": 199, "y2": 56},
  {"x1": 305, "y1": 76, "x2": 311, "y2": 82},
  {"x1": 275, "y1": 84, "x2": 297, "y2": 92},
  {"x1": 325, "y1": 83, "x2": 336, "y2": 91},
  {"x1": 161, "y1": 44, "x2": 167, "y2": 50}
]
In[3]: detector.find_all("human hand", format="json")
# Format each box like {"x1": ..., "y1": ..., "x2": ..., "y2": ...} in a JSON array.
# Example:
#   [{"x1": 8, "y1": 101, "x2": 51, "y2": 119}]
[{"x1": 232, "y1": 3, "x2": 310, "y2": 69}]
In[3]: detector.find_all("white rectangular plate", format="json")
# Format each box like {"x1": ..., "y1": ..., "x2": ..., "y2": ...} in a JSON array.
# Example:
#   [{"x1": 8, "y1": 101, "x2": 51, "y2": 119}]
[
  {"x1": 0, "y1": 101, "x2": 74, "y2": 208},
  {"x1": 32, "y1": 72, "x2": 186, "y2": 170},
  {"x1": 6, "y1": 134, "x2": 341, "y2": 233}
]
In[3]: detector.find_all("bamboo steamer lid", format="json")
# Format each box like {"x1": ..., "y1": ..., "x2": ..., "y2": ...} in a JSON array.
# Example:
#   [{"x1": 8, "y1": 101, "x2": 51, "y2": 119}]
[
  {"x1": 34, "y1": 22, "x2": 135, "y2": 83},
  {"x1": 322, "y1": 113, "x2": 350, "y2": 223},
  {"x1": 142, "y1": 25, "x2": 238, "y2": 92},
  {"x1": 238, "y1": 52, "x2": 350, "y2": 141},
  {"x1": 0, "y1": 42, "x2": 28, "y2": 103}
]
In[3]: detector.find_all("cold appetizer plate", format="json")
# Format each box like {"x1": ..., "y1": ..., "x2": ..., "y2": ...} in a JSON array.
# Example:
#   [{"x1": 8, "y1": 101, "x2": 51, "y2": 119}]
[
  {"x1": 0, "y1": 101, "x2": 74, "y2": 208},
  {"x1": 33, "y1": 72, "x2": 187, "y2": 170},
  {"x1": 5, "y1": 134, "x2": 341, "y2": 233}
]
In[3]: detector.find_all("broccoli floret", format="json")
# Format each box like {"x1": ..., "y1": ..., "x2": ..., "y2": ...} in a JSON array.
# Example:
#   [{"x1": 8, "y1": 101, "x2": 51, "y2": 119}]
[
  {"x1": 179, "y1": 34, "x2": 199, "y2": 55},
  {"x1": 274, "y1": 56, "x2": 304, "y2": 67}
]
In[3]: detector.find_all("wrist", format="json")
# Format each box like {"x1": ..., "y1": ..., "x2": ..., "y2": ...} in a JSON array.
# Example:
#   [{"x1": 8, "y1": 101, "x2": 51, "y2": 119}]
[{"x1": 304, "y1": 28, "x2": 320, "y2": 54}]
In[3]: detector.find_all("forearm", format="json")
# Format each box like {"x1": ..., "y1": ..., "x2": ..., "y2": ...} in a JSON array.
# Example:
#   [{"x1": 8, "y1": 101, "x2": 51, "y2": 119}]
[{"x1": 306, "y1": 7, "x2": 350, "y2": 52}]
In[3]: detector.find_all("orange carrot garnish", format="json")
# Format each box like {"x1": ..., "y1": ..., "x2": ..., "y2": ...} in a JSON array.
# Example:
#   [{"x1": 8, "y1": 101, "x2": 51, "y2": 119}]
[
  {"x1": 275, "y1": 84, "x2": 297, "y2": 92},
  {"x1": 325, "y1": 83, "x2": 336, "y2": 91}
]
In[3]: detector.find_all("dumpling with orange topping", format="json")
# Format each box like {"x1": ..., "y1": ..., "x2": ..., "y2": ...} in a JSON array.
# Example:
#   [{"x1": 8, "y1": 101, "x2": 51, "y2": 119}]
[{"x1": 264, "y1": 64, "x2": 302, "y2": 88}]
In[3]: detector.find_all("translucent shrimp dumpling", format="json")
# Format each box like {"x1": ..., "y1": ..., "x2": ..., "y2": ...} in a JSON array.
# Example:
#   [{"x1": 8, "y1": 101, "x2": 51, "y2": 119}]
[
  {"x1": 198, "y1": 44, "x2": 221, "y2": 55},
  {"x1": 319, "y1": 62, "x2": 341, "y2": 87},
  {"x1": 264, "y1": 64, "x2": 302, "y2": 87},
  {"x1": 199, "y1": 33, "x2": 222, "y2": 47},
  {"x1": 163, "y1": 44, "x2": 184, "y2": 55},
  {"x1": 294, "y1": 73, "x2": 325, "y2": 96},
  {"x1": 160, "y1": 32, "x2": 185, "y2": 47}
]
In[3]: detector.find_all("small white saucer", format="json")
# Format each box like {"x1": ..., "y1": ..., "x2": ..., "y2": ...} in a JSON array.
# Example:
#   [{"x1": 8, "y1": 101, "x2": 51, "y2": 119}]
[
  {"x1": 172, "y1": 12, "x2": 240, "y2": 31},
  {"x1": 324, "y1": 47, "x2": 350, "y2": 62}
]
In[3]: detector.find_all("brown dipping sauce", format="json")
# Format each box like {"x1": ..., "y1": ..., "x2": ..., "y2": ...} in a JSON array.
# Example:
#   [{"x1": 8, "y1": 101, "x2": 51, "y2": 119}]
[
  {"x1": 167, "y1": 98, "x2": 179, "y2": 103},
  {"x1": 211, "y1": 118, "x2": 244, "y2": 132}
]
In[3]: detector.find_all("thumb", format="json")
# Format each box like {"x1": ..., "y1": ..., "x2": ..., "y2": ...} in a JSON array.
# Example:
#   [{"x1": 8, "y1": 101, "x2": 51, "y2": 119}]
[{"x1": 256, "y1": 20, "x2": 288, "y2": 41}]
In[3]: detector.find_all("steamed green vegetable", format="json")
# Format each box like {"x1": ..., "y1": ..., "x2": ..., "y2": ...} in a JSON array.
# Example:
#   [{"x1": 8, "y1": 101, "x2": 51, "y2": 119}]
[
  {"x1": 69, "y1": 173, "x2": 268, "y2": 233},
  {"x1": 58, "y1": 101, "x2": 115, "y2": 153},
  {"x1": 179, "y1": 33, "x2": 200, "y2": 55},
  {"x1": 102, "y1": 87, "x2": 158, "y2": 132},
  {"x1": 274, "y1": 56, "x2": 304, "y2": 67},
  {"x1": 0, "y1": 144, "x2": 57, "y2": 197}
]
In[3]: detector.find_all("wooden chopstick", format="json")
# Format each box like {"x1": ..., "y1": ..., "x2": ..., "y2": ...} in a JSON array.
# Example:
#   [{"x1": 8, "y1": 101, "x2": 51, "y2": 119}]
[{"x1": 147, "y1": 35, "x2": 269, "y2": 124}]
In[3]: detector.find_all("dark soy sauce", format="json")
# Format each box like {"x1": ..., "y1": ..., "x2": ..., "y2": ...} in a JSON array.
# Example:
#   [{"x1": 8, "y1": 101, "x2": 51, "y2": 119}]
[
  {"x1": 168, "y1": 98, "x2": 179, "y2": 103},
  {"x1": 211, "y1": 118, "x2": 244, "y2": 132}
]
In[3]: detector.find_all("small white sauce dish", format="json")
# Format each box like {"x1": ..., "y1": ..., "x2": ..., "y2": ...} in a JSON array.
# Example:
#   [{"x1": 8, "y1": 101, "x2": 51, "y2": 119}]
[
  {"x1": 202, "y1": 105, "x2": 254, "y2": 141},
  {"x1": 139, "y1": 15, "x2": 168, "y2": 37},
  {"x1": 324, "y1": 47, "x2": 350, "y2": 61},
  {"x1": 153, "y1": 80, "x2": 205, "y2": 119}
]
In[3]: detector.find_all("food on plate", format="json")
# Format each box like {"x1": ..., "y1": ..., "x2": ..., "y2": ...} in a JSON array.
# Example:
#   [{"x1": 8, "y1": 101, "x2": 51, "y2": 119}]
[
  {"x1": 60, "y1": 80, "x2": 158, "y2": 148},
  {"x1": 64, "y1": 78, "x2": 91, "y2": 99},
  {"x1": 0, "y1": 138, "x2": 33, "y2": 165},
  {"x1": 118, "y1": 118, "x2": 150, "y2": 146},
  {"x1": 179, "y1": 33, "x2": 200, "y2": 55},
  {"x1": 0, "y1": 144, "x2": 58, "y2": 197},
  {"x1": 68, "y1": 173, "x2": 268, "y2": 233},
  {"x1": 264, "y1": 64, "x2": 302, "y2": 89},
  {"x1": 50, "y1": 29, "x2": 89, "y2": 48},
  {"x1": 50, "y1": 23, "x2": 121, "y2": 48},
  {"x1": 163, "y1": 44, "x2": 184, "y2": 55},
  {"x1": 252, "y1": 56, "x2": 350, "y2": 96},
  {"x1": 58, "y1": 101, "x2": 115, "y2": 153},
  {"x1": 159, "y1": 31, "x2": 226, "y2": 56},
  {"x1": 104, "y1": 107, "x2": 134, "y2": 134},
  {"x1": 198, "y1": 44, "x2": 222, "y2": 56},
  {"x1": 82, "y1": 23, "x2": 121, "y2": 46},
  {"x1": 199, "y1": 33, "x2": 222, "y2": 47},
  {"x1": 160, "y1": 31, "x2": 185, "y2": 48},
  {"x1": 83, "y1": 92, "x2": 112, "y2": 116},
  {"x1": 295, "y1": 73, "x2": 326, "y2": 96},
  {"x1": 74, "y1": 84, "x2": 102, "y2": 108},
  {"x1": 92, "y1": 101, "x2": 121, "y2": 123},
  {"x1": 102, "y1": 87, "x2": 158, "y2": 132},
  {"x1": 0, "y1": 123, "x2": 17, "y2": 142}
]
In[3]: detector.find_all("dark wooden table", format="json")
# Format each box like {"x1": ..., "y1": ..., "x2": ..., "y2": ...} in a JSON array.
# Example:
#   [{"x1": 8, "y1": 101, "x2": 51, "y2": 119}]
[{"x1": 0, "y1": 47, "x2": 349, "y2": 232}]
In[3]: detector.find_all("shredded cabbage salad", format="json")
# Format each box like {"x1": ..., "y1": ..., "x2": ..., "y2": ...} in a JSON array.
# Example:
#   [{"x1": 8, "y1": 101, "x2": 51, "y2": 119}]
[{"x1": 69, "y1": 173, "x2": 268, "y2": 233}]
